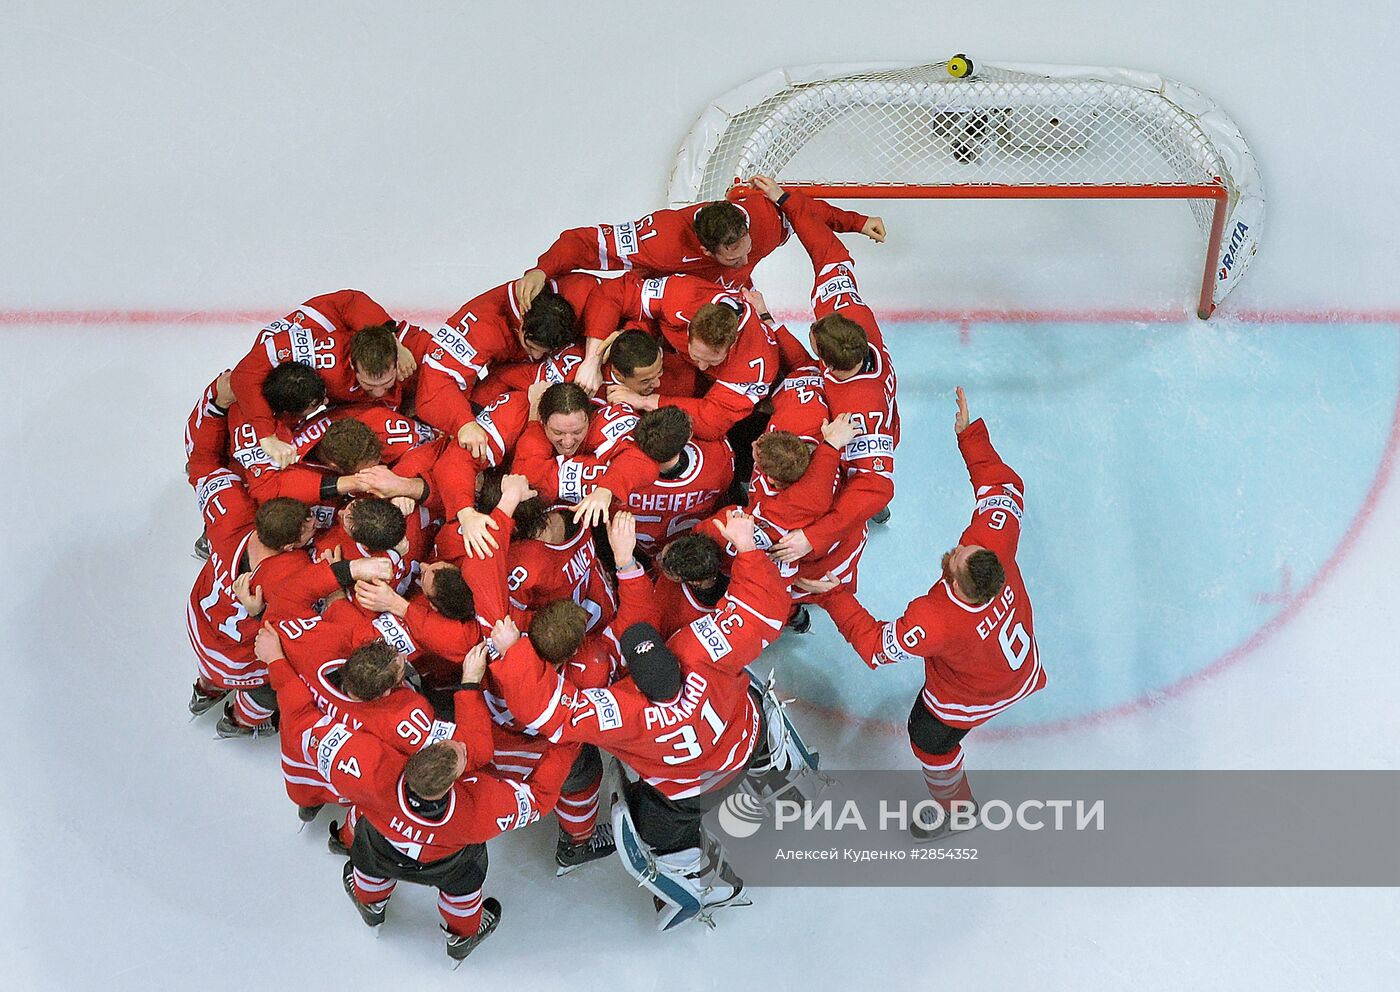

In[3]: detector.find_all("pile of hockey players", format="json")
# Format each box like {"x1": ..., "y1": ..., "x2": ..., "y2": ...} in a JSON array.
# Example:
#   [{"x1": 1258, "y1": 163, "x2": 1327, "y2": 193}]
[{"x1": 184, "y1": 175, "x2": 1043, "y2": 963}]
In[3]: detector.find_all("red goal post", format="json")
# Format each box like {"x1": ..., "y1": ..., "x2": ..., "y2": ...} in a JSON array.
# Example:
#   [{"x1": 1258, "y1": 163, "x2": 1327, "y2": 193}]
[{"x1": 667, "y1": 59, "x2": 1264, "y2": 319}]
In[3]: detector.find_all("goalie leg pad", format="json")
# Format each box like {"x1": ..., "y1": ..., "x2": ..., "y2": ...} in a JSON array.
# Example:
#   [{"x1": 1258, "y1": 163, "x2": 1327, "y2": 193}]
[
  {"x1": 743, "y1": 673, "x2": 833, "y2": 806},
  {"x1": 611, "y1": 803, "x2": 748, "y2": 932}
]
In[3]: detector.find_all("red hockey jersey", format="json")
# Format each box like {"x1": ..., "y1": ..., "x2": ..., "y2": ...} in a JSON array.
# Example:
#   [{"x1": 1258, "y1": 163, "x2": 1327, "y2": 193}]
[
  {"x1": 822, "y1": 418, "x2": 1042, "y2": 727},
  {"x1": 531, "y1": 186, "x2": 867, "y2": 291}
]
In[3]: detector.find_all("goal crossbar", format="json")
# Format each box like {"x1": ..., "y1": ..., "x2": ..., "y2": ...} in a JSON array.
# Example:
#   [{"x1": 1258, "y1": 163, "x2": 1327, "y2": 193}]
[{"x1": 669, "y1": 59, "x2": 1262, "y2": 319}]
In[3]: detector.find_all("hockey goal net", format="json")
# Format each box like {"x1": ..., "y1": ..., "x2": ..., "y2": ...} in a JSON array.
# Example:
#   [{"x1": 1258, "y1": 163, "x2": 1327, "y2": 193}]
[{"x1": 668, "y1": 58, "x2": 1263, "y2": 318}]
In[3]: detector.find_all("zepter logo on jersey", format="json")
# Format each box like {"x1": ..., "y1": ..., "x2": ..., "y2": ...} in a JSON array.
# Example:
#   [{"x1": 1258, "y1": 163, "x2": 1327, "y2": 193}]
[
  {"x1": 639, "y1": 276, "x2": 667, "y2": 316},
  {"x1": 431, "y1": 322, "x2": 477, "y2": 365},
  {"x1": 814, "y1": 268, "x2": 862, "y2": 307},
  {"x1": 371, "y1": 613, "x2": 418, "y2": 657},
  {"x1": 844, "y1": 433, "x2": 896, "y2": 460},
  {"x1": 315, "y1": 724, "x2": 355, "y2": 780},
  {"x1": 580, "y1": 687, "x2": 623, "y2": 731},
  {"x1": 195, "y1": 470, "x2": 237, "y2": 516},
  {"x1": 689, "y1": 614, "x2": 732, "y2": 663}
]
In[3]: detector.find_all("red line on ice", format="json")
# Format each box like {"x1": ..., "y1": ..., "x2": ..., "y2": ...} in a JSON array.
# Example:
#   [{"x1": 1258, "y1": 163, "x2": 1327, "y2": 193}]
[{"x1": 10, "y1": 303, "x2": 1395, "y2": 740}]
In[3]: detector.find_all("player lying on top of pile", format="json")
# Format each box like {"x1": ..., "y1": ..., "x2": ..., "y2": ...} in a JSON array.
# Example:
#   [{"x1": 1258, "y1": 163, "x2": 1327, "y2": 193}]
[{"x1": 178, "y1": 181, "x2": 900, "y2": 959}]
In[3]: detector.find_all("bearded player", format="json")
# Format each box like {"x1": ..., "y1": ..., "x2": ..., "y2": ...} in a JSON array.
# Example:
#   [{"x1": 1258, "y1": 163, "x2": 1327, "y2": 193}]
[{"x1": 805, "y1": 388, "x2": 1042, "y2": 841}]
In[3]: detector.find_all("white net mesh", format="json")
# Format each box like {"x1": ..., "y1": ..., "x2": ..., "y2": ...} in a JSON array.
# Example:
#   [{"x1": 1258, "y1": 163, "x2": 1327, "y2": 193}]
[{"x1": 695, "y1": 62, "x2": 1233, "y2": 236}]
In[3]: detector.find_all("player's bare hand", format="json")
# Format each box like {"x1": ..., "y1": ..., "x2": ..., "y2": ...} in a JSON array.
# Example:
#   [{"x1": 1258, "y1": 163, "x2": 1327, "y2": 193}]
[
  {"x1": 490, "y1": 617, "x2": 521, "y2": 655},
  {"x1": 349, "y1": 556, "x2": 394, "y2": 583},
  {"x1": 232, "y1": 572, "x2": 265, "y2": 617},
  {"x1": 821, "y1": 413, "x2": 859, "y2": 450},
  {"x1": 259, "y1": 435, "x2": 298, "y2": 469},
  {"x1": 606, "y1": 383, "x2": 648, "y2": 410},
  {"x1": 574, "y1": 358, "x2": 604, "y2": 397},
  {"x1": 954, "y1": 386, "x2": 970, "y2": 435},
  {"x1": 456, "y1": 422, "x2": 490, "y2": 460},
  {"x1": 395, "y1": 343, "x2": 418, "y2": 382},
  {"x1": 861, "y1": 217, "x2": 887, "y2": 243},
  {"x1": 716, "y1": 508, "x2": 758, "y2": 553},
  {"x1": 352, "y1": 464, "x2": 409, "y2": 499},
  {"x1": 214, "y1": 370, "x2": 236, "y2": 409},
  {"x1": 742, "y1": 288, "x2": 770, "y2": 317},
  {"x1": 515, "y1": 269, "x2": 547, "y2": 312},
  {"x1": 771, "y1": 527, "x2": 813, "y2": 563},
  {"x1": 254, "y1": 622, "x2": 285, "y2": 664},
  {"x1": 390, "y1": 496, "x2": 416, "y2": 516},
  {"x1": 318, "y1": 544, "x2": 343, "y2": 565},
  {"x1": 608, "y1": 511, "x2": 637, "y2": 568},
  {"x1": 462, "y1": 642, "x2": 491, "y2": 684},
  {"x1": 750, "y1": 175, "x2": 785, "y2": 202},
  {"x1": 526, "y1": 380, "x2": 551, "y2": 419},
  {"x1": 794, "y1": 572, "x2": 841, "y2": 595},
  {"x1": 572, "y1": 487, "x2": 613, "y2": 528},
  {"x1": 498, "y1": 473, "x2": 537, "y2": 515},
  {"x1": 355, "y1": 579, "x2": 409, "y2": 617},
  {"x1": 456, "y1": 508, "x2": 501, "y2": 559}
]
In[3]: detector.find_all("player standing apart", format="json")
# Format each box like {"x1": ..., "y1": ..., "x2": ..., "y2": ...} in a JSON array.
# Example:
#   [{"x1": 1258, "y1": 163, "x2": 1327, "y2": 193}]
[{"x1": 804, "y1": 388, "x2": 1043, "y2": 840}]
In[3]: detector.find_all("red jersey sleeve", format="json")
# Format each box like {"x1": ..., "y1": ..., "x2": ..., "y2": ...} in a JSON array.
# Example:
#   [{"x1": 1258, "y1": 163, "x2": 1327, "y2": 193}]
[
  {"x1": 779, "y1": 190, "x2": 885, "y2": 351},
  {"x1": 490, "y1": 638, "x2": 571, "y2": 741},
  {"x1": 956, "y1": 418, "x2": 1026, "y2": 561},
  {"x1": 535, "y1": 210, "x2": 693, "y2": 280},
  {"x1": 185, "y1": 373, "x2": 231, "y2": 487},
  {"x1": 198, "y1": 470, "x2": 256, "y2": 557},
  {"x1": 579, "y1": 275, "x2": 642, "y2": 342},
  {"x1": 819, "y1": 588, "x2": 913, "y2": 670},
  {"x1": 673, "y1": 549, "x2": 788, "y2": 678},
  {"x1": 404, "y1": 598, "x2": 481, "y2": 660}
]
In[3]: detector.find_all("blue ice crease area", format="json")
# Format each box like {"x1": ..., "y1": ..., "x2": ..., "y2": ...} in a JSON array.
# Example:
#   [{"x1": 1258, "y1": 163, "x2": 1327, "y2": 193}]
[{"x1": 765, "y1": 321, "x2": 1398, "y2": 730}]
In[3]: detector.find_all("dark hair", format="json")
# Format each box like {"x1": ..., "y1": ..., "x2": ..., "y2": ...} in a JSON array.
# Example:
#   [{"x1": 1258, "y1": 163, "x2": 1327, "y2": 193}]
[
  {"x1": 426, "y1": 565, "x2": 474, "y2": 620},
  {"x1": 521, "y1": 291, "x2": 579, "y2": 351},
  {"x1": 348, "y1": 322, "x2": 399, "y2": 376},
  {"x1": 692, "y1": 201, "x2": 748, "y2": 252},
  {"x1": 661, "y1": 532, "x2": 723, "y2": 583},
  {"x1": 262, "y1": 362, "x2": 326, "y2": 417},
  {"x1": 345, "y1": 497, "x2": 406, "y2": 552},
  {"x1": 404, "y1": 742, "x2": 459, "y2": 799},
  {"x1": 342, "y1": 640, "x2": 401, "y2": 700},
  {"x1": 512, "y1": 497, "x2": 552, "y2": 541},
  {"x1": 633, "y1": 407, "x2": 692, "y2": 463},
  {"x1": 475, "y1": 466, "x2": 506, "y2": 514},
  {"x1": 608, "y1": 329, "x2": 662, "y2": 376},
  {"x1": 810, "y1": 313, "x2": 870, "y2": 372},
  {"x1": 255, "y1": 497, "x2": 310, "y2": 548},
  {"x1": 537, "y1": 382, "x2": 591, "y2": 424},
  {"x1": 756, "y1": 431, "x2": 811, "y2": 487},
  {"x1": 530, "y1": 599, "x2": 589, "y2": 664},
  {"x1": 964, "y1": 549, "x2": 1007, "y2": 605},
  {"x1": 316, "y1": 418, "x2": 382, "y2": 473}
]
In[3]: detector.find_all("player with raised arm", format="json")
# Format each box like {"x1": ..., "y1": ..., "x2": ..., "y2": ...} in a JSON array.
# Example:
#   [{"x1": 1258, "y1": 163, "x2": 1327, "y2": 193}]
[
  {"x1": 804, "y1": 388, "x2": 1042, "y2": 841},
  {"x1": 749, "y1": 175, "x2": 900, "y2": 566},
  {"x1": 491, "y1": 509, "x2": 817, "y2": 929},
  {"x1": 515, "y1": 187, "x2": 882, "y2": 393}
]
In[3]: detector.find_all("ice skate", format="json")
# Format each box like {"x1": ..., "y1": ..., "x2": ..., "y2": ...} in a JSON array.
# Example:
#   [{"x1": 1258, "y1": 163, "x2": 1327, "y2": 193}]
[
  {"x1": 341, "y1": 861, "x2": 387, "y2": 928},
  {"x1": 555, "y1": 823, "x2": 615, "y2": 876},
  {"x1": 444, "y1": 898, "x2": 501, "y2": 965}
]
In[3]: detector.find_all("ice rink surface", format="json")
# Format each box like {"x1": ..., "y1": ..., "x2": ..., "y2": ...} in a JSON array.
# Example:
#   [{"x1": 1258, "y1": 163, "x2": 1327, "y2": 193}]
[{"x1": 3, "y1": 3, "x2": 1398, "y2": 990}]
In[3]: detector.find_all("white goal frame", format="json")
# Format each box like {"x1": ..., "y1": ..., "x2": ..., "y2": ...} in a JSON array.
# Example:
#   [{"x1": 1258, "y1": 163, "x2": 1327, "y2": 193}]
[{"x1": 668, "y1": 58, "x2": 1264, "y2": 318}]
